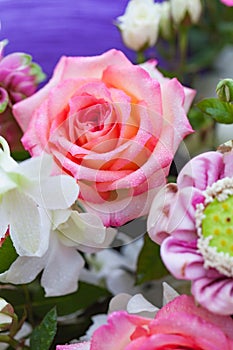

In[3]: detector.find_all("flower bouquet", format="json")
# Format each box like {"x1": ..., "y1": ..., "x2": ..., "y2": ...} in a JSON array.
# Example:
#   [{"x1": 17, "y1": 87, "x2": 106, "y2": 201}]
[{"x1": 1, "y1": 0, "x2": 233, "y2": 349}]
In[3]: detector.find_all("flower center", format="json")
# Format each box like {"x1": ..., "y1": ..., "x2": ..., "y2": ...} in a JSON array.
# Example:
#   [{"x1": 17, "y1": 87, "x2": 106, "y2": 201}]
[{"x1": 196, "y1": 177, "x2": 233, "y2": 277}]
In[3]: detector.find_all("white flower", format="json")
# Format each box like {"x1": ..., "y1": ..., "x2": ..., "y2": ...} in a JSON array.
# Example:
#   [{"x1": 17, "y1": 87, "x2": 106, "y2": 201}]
[
  {"x1": 81, "y1": 235, "x2": 143, "y2": 295},
  {"x1": 117, "y1": 0, "x2": 162, "y2": 51},
  {"x1": 0, "y1": 137, "x2": 114, "y2": 296},
  {"x1": 0, "y1": 205, "x2": 110, "y2": 296},
  {"x1": 0, "y1": 136, "x2": 79, "y2": 258},
  {"x1": 0, "y1": 298, "x2": 14, "y2": 331},
  {"x1": 171, "y1": 0, "x2": 202, "y2": 24}
]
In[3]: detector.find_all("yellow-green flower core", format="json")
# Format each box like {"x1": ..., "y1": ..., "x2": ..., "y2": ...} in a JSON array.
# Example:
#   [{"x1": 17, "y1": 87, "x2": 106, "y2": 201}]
[
  {"x1": 202, "y1": 196, "x2": 233, "y2": 257},
  {"x1": 196, "y1": 177, "x2": 233, "y2": 277}
]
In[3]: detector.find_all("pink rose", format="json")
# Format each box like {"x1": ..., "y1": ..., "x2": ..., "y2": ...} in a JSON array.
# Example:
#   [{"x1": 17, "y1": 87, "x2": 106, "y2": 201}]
[
  {"x1": 56, "y1": 295, "x2": 233, "y2": 350},
  {"x1": 220, "y1": 0, "x2": 233, "y2": 5},
  {"x1": 13, "y1": 49, "x2": 194, "y2": 226}
]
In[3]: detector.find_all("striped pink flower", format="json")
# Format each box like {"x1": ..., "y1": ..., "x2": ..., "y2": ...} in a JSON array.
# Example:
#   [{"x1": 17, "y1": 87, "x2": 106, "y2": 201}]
[{"x1": 148, "y1": 145, "x2": 233, "y2": 315}]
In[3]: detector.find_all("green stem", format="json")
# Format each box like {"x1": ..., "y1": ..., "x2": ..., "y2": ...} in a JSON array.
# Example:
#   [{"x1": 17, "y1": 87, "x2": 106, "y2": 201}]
[
  {"x1": 136, "y1": 50, "x2": 146, "y2": 64},
  {"x1": 0, "y1": 334, "x2": 20, "y2": 348},
  {"x1": 177, "y1": 26, "x2": 188, "y2": 82},
  {"x1": 22, "y1": 285, "x2": 35, "y2": 327}
]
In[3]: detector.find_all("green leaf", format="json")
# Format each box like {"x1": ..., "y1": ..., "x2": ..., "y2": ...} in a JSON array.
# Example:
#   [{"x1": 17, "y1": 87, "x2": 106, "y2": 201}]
[
  {"x1": 30, "y1": 307, "x2": 57, "y2": 350},
  {"x1": 0, "y1": 281, "x2": 111, "y2": 320},
  {"x1": 197, "y1": 98, "x2": 233, "y2": 124},
  {"x1": 0, "y1": 236, "x2": 18, "y2": 273},
  {"x1": 136, "y1": 234, "x2": 168, "y2": 285},
  {"x1": 30, "y1": 281, "x2": 111, "y2": 318},
  {"x1": 188, "y1": 106, "x2": 213, "y2": 131}
]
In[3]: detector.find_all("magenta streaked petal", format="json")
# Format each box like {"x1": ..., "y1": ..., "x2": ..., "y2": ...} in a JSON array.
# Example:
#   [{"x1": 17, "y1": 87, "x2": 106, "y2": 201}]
[
  {"x1": 161, "y1": 237, "x2": 205, "y2": 279},
  {"x1": 0, "y1": 53, "x2": 32, "y2": 71},
  {"x1": 177, "y1": 151, "x2": 224, "y2": 190},
  {"x1": 192, "y1": 277, "x2": 233, "y2": 315}
]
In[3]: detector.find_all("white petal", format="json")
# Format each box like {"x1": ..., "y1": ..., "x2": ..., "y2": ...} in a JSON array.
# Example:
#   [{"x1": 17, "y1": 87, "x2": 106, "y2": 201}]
[
  {"x1": 162, "y1": 282, "x2": 179, "y2": 305},
  {"x1": 108, "y1": 293, "x2": 132, "y2": 313},
  {"x1": 0, "y1": 145, "x2": 18, "y2": 172},
  {"x1": 127, "y1": 294, "x2": 158, "y2": 316},
  {"x1": 4, "y1": 190, "x2": 49, "y2": 256},
  {"x1": 80, "y1": 314, "x2": 108, "y2": 341},
  {"x1": 51, "y1": 209, "x2": 72, "y2": 230},
  {"x1": 0, "y1": 314, "x2": 12, "y2": 325},
  {"x1": 0, "y1": 169, "x2": 17, "y2": 195},
  {"x1": 0, "y1": 255, "x2": 45, "y2": 284},
  {"x1": 106, "y1": 269, "x2": 137, "y2": 295},
  {"x1": 0, "y1": 203, "x2": 9, "y2": 239},
  {"x1": 27, "y1": 175, "x2": 79, "y2": 210},
  {"x1": 59, "y1": 212, "x2": 106, "y2": 248},
  {"x1": 16, "y1": 153, "x2": 53, "y2": 180},
  {"x1": 0, "y1": 299, "x2": 8, "y2": 311},
  {"x1": 41, "y1": 233, "x2": 84, "y2": 296}
]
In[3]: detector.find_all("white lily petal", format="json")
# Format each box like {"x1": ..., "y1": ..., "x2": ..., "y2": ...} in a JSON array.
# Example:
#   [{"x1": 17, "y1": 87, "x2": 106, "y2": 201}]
[
  {"x1": 16, "y1": 153, "x2": 53, "y2": 180},
  {"x1": 162, "y1": 282, "x2": 179, "y2": 305},
  {"x1": 0, "y1": 169, "x2": 17, "y2": 195},
  {"x1": 108, "y1": 293, "x2": 132, "y2": 313},
  {"x1": 0, "y1": 146, "x2": 18, "y2": 173},
  {"x1": 27, "y1": 175, "x2": 79, "y2": 210},
  {"x1": 4, "y1": 190, "x2": 48, "y2": 256},
  {"x1": 41, "y1": 233, "x2": 84, "y2": 296},
  {"x1": 59, "y1": 212, "x2": 106, "y2": 248},
  {"x1": 51, "y1": 209, "x2": 72, "y2": 230},
  {"x1": 127, "y1": 294, "x2": 158, "y2": 315},
  {"x1": 0, "y1": 255, "x2": 45, "y2": 284},
  {"x1": 0, "y1": 203, "x2": 9, "y2": 239}
]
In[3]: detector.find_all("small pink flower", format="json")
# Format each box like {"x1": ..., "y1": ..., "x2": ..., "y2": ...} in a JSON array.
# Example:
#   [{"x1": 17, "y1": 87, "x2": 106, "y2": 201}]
[
  {"x1": 148, "y1": 145, "x2": 233, "y2": 315},
  {"x1": 56, "y1": 295, "x2": 233, "y2": 349},
  {"x1": 13, "y1": 49, "x2": 194, "y2": 227},
  {"x1": 0, "y1": 40, "x2": 45, "y2": 108},
  {"x1": 220, "y1": 0, "x2": 233, "y2": 6},
  {"x1": 0, "y1": 40, "x2": 45, "y2": 151}
]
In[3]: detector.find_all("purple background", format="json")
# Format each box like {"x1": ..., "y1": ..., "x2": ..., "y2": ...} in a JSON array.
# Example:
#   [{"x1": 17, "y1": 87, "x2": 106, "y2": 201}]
[
  {"x1": 1, "y1": 0, "x2": 163, "y2": 79},
  {"x1": 0, "y1": 0, "x2": 135, "y2": 79}
]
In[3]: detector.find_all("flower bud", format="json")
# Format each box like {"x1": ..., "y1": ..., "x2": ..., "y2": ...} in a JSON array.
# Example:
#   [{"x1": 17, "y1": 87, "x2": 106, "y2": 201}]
[
  {"x1": 216, "y1": 79, "x2": 233, "y2": 102},
  {"x1": 171, "y1": 0, "x2": 202, "y2": 25},
  {"x1": 0, "y1": 40, "x2": 45, "y2": 152},
  {"x1": 116, "y1": 0, "x2": 162, "y2": 51},
  {"x1": 0, "y1": 43, "x2": 46, "y2": 106},
  {"x1": 0, "y1": 298, "x2": 14, "y2": 331}
]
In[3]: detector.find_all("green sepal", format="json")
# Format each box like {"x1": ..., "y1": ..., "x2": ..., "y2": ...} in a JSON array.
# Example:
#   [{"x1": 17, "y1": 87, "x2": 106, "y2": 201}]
[{"x1": 0, "y1": 235, "x2": 18, "y2": 273}]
